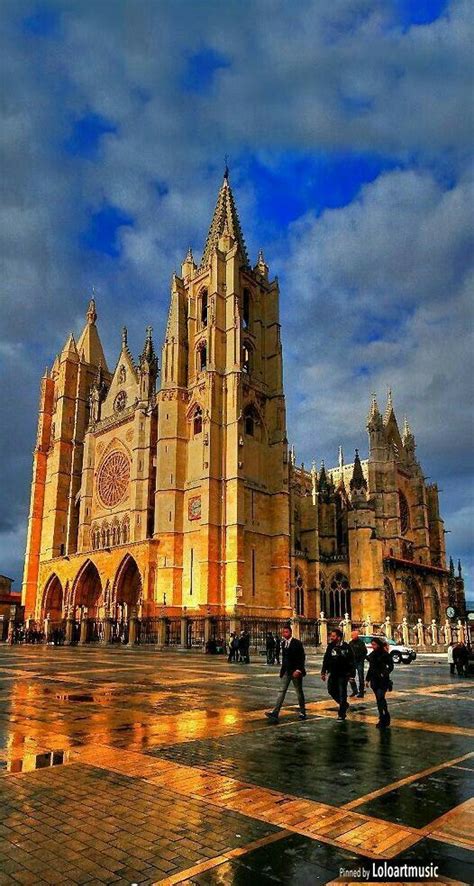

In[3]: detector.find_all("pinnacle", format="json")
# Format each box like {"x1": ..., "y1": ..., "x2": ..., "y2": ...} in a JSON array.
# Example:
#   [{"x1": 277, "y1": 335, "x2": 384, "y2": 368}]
[
  {"x1": 402, "y1": 415, "x2": 412, "y2": 440},
  {"x1": 200, "y1": 171, "x2": 249, "y2": 267},
  {"x1": 87, "y1": 297, "x2": 97, "y2": 325},
  {"x1": 383, "y1": 388, "x2": 394, "y2": 424}
]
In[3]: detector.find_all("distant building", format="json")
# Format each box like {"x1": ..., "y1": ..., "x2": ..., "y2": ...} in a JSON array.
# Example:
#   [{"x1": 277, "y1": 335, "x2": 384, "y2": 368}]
[
  {"x1": 0, "y1": 575, "x2": 21, "y2": 639},
  {"x1": 21, "y1": 172, "x2": 465, "y2": 627}
]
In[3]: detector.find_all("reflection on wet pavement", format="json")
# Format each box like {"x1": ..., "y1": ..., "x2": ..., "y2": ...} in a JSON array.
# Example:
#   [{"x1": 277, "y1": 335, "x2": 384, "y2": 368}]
[{"x1": 0, "y1": 645, "x2": 472, "y2": 885}]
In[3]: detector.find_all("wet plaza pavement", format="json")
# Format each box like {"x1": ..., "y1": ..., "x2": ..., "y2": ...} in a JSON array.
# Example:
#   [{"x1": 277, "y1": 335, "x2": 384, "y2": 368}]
[{"x1": 0, "y1": 646, "x2": 472, "y2": 885}]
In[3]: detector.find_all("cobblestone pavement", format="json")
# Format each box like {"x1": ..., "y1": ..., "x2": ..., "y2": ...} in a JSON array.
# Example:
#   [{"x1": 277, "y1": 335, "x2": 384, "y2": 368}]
[{"x1": 0, "y1": 646, "x2": 472, "y2": 885}]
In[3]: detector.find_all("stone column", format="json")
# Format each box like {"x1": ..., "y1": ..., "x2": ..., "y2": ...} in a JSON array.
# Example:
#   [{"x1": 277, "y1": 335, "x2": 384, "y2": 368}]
[
  {"x1": 292, "y1": 616, "x2": 301, "y2": 640},
  {"x1": 402, "y1": 617, "x2": 409, "y2": 646},
  {"x1": 128, "y1": 617, "x2": 138, "y2": 646},
  {"x1": 416, "y1": 618, "x2": 424, "y2": 646},
  {"x1": 65, "y1": 615, "x2": 74, "y2": 645},
  {"x1": 79, "y1": 612, "x2": 88, "y2": 645},
  {"x1": 319, "y1": 612, "x2": 328, "y2": 648},
  {"x1": 384, "y1": 616, "x2": 392, "y2": 639},
  {"x1": 179, "y1": 617, "x2": 188, "y2": 650},
  {"x1": 156, "y1": 617, "x2": 167, "y2": 649},
  {"x1": 204, "y1": 617, "x2": 212, "y2": 650},
  {"x1": 342, "y1": 613, "x2": 351, "y2": 642},
  {"x1": 443, "y1": 618, "x2": 452, "y2": 645},
  {"x1": 44, "y1": 617, "x2": 51, "y2": 644},
  {"x1": 102, "y1": 617, "x2": 112, "y2": 644}
]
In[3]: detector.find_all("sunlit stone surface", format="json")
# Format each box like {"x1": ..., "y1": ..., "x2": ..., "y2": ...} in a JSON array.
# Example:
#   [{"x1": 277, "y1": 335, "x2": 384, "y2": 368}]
[{"x1": 0, "y1": 646, "x2": 472, "y2": 884}]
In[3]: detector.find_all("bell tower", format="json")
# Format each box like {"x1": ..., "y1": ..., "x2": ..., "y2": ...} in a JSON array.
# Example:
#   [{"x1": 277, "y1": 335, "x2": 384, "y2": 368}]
[{"x1": 155, "y1": 169, "x2": 291, "y2": 616}]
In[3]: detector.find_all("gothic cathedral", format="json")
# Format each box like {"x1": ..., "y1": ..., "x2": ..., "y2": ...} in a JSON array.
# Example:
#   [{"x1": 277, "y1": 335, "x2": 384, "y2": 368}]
[{"x1": 22, "y1": 172, "x2": 464, "y2": 628}]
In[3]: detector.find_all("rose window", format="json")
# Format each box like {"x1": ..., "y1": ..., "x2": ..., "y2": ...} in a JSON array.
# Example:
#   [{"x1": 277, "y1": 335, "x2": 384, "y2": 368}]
[{"x1": 97, "y1": 451, "x2": 130, "y2": 508}]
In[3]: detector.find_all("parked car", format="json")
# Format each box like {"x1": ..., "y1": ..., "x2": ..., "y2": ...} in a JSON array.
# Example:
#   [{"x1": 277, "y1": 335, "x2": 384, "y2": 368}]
[{"x1": 359, "y1": 634, "x2": 417, "y2": 664}]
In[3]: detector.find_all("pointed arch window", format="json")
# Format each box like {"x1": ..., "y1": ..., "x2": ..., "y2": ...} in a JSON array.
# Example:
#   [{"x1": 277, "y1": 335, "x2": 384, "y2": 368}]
[
  {"x1": 398, "y1": 490, "x2": 410, "y2": 535},
  {"x1": 197, "y1": 341, "x2": 207, "y2": 371},
  {"x1": 242, "y1": 288, "x2": 250, "y2": 329},
  {"x1": 200, "y1": 290, "x2": 208, "y2": 328},
  {"x1": 329, "y1": 572, "x2": 351, "y2": 618},
  {"x1": 295, "y1": 569, "x2": 305, "y2": 615},
  {"x1": 243, "y1": 405, "x2": 261, "y2": 440},
  {"x1": 193, "y1": 406, "x2": 203, "y2": 436}
]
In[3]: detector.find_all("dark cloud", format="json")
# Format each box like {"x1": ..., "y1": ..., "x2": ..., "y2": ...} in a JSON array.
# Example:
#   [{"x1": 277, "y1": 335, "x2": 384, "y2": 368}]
[{"x1": 0, "y1": 0, "x2": 472, "y2": 587}]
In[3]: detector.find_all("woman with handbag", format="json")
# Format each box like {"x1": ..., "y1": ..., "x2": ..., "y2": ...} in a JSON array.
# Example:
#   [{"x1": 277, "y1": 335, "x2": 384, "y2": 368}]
[{"x1": 366, "y1": 636, "x2": 394, "y2": 729}]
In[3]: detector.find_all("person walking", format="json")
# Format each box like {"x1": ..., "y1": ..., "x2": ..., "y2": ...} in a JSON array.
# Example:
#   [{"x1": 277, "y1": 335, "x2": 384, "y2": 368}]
[
  {"x1": 265, "y1": 625, "x2": 306, "y2": 722},
  {"x1": 265, "y1": 632, "x2": 276, "y2": 665},
  {"x1": 447, "y1": 642, "x2": 455, "y2": 675},
  {"x1": 228, "y1": 632, "x2": 237, "y2": 663},
  {"x1": 452, "y1": 641, "x2": 469, "y2": 676},
  {"x1": 321, "y1": 628, "x2": 355, "y2": 720},
  {"x1": 349, "y1": 629, "x2": 368, "y2": 697},
  {"x1": 366, "y1": 636, "x2": 394, "y2": 729},
  {"x1": 274, "y1": 633, "x2": 281, "y2": 665},
  {"x1": 239, "y1": 629, "x2": 250, "y2": 664}
]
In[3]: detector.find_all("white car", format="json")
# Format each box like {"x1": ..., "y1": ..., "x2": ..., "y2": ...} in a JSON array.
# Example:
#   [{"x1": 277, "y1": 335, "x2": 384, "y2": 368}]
[{"x1": 359, "y1": 634, "x2": 417, "y2": 664}]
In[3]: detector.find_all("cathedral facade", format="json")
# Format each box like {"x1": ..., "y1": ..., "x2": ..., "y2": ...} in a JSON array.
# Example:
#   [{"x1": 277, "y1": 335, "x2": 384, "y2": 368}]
[{"x1": 22, "y1": 172, "x2": 464, "y2": 630}]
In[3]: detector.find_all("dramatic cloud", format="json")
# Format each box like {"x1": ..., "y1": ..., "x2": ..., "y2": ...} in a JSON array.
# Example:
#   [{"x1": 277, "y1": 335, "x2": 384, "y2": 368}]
[{"x1": 0, "y1": 0, "x2": 472, "y2": 591}]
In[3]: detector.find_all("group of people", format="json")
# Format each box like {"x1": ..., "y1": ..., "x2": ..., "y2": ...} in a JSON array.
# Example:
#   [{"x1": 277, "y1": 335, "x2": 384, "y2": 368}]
[
  {"x1": 228, "y1": 630, "x2": 251, "y2": 663},
  {"x1": 265, "y1": 626, "x2": 394, "y2": 730}
]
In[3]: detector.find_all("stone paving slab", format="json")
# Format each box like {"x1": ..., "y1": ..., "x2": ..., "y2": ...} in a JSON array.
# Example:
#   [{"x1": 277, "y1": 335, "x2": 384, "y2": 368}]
[{"x1": 0, "y1": 645, "x2": 472, "y2": 884}]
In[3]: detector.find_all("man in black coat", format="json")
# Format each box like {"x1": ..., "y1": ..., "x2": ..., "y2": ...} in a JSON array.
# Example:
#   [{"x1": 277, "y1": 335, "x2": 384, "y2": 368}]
[
  {"x1": 321, "y1": 628, "x2": 356, "y2": 720},
  {"x1": 265, "y1": 625, "x2": 306, "y2": 722}
]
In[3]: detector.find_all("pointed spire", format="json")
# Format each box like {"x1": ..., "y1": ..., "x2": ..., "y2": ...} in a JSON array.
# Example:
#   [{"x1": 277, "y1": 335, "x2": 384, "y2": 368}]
[
  {"x1": 350, "y1": 449, "x2": 367, "y2": 492},
  {"x1": 200, "y1": 170, "x2": 249, "y2": 267},
  {"x1": 122, "y1": 326, "x2": 128, "y2": 349},
  {"x1": 383, "y1": 388, "x2": 394, "y2": 424},
  {"x1": 449, "y1": 556, "x2": 455, "y2": 576},
  {"x1": 86, "y1": 297, "x2": 97, "y2": 325},
  {"x1": 76, "y1": 298, "x2": 108, "y2": 369},
  {"x1": 61, "y1": 332, "x2": 78, "y2": 359},
  {"x1": 255, "y1": 248, "x2": 269, "y2": 278},
  {"x1": 369, "y1": 392, "x2": 380, "y2": 419},
  {"x1": 402, "y1": 415, "x2": 412, "y2": 441},
  {"x1": 139, "y1": 325, "x2": 158, "y2": 402},
  {"x1": 318, "y1": 460, "x2": 327, "y2": 491},
  {"x1": 457, "y1": 559, "x2": 462, "y2": 579}
]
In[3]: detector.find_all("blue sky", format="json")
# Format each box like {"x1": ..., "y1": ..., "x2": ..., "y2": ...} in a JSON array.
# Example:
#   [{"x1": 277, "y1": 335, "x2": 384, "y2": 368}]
[{"x1": 0, "y1": 0, "x2": 473, "y2": 596}]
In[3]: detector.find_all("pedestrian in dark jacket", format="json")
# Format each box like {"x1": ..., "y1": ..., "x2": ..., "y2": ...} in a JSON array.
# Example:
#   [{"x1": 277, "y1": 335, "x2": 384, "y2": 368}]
[
  {"x1": 366, "y1": 636, "x2": 394, "y2": 729},
  {"x1": 321, "y1": 628, "x2": 355, "y2": 720},
  {"x1": 265, "y1": 632, "x2": 276, "y2": 665},
  {"x1": 265, "y1": 626, "x2": 306, "y2": 722},
  {"x1": 349, "y1": 629, "x2": 368, "y2": 697},
  {"x1": 238, "y1": 630, "x2": 250, "y2": 663},
  {"x1": 452, "y1": 642, "x2": 469, "y2": 676}
]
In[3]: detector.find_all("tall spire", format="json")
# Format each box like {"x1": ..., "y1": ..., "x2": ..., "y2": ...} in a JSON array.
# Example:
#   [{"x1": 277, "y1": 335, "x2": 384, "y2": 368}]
[
  {"x1": 350, "y1": 449, "x2": 367, "y2": 492},
  {"x1": 383, "y1": 388, "x2": 394, "y2": 424},
  {"x1": 76, "y1": 297, "x2": 108, "y2": 369},
  {"x1": 200, "y1": 170, "x2": 249, "y2": 268},
  {"x1": 87, "y1": 297, "x2": 97, "y2": 325}
]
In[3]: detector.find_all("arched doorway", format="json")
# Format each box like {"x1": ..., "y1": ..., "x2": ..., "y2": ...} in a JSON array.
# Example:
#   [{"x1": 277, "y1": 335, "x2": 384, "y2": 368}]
[
  {"x1": 405, "y1": 576, "x2": 423, "y2": 621},
  {"x1": 114, "y1": 556, "x2": 142, "y2": 609},
  {"x1": 73, "y1": 561, "x2": 102, "y2": 617},
  {"x1": 42, "y1": 574, "x2": 63, "y2": 621}
]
